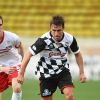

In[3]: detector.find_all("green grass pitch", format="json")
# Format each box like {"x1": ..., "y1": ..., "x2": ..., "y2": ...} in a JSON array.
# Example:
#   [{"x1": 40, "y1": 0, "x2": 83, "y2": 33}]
[{"x1": 3, "y1": 80, "x2": 100, "y2": 100}]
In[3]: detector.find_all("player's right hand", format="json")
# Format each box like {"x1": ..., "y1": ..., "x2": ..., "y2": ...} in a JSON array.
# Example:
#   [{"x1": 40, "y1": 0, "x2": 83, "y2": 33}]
[
  {"x1": 1, "y1": 66, "x2": 16, "y2": 74},
  {"x1": 80, "y1": 73, "x2": 87, "y2": 83}
]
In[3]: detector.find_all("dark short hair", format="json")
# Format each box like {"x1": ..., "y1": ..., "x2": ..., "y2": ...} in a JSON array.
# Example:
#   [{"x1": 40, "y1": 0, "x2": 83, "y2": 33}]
[
  {"x1": 0, "y1": 16, "x2": 3, "y2": 24},
  {"x1": 50, "y1": 15, "x2": 64, "y2": 28}
]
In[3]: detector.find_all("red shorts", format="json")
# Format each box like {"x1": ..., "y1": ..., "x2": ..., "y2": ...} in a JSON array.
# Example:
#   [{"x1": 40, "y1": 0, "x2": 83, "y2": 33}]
[{"x1": 0, "y1": 65, "x2": 20, "y2": 92}]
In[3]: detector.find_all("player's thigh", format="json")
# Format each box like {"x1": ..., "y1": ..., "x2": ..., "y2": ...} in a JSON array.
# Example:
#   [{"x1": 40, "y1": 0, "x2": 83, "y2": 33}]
[
  {"x1": 58, "y1": 68, "x2": 74, "y2": 93},
  {"x1": 8, "y1": 64, "x2": 20, "y2": 86},
  {"x1": 8, "y1": 69, "x2": 18, "y2": 85},
  {"x1": 39, "y1": 77, "x2": 57, "y2": 97},
  {"x1": 58, "y1": 69, "x2": 73, "y2": 86}
]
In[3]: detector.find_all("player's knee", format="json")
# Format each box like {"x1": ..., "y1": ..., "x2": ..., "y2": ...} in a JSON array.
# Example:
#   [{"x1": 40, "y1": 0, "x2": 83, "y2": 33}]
[
  {"x1": 65, "y1": 93, "x2": 74, "y2": 100},
  {"x1": 12, "y1": 78, "x2": 21, "y2": 92},
  {"x1": 63, "y1": 88, "x2": 74, "y2": 100},
  {"x1": 13, "y1": 84, "x2": 21, "y2": 92}
]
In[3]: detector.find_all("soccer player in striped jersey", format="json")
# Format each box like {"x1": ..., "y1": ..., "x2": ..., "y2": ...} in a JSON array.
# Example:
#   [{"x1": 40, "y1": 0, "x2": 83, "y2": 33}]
[
  {"x1": 17, "y1": 15, "x2": 86, "y2": 100},
  {"x1": 0, "y1": 16, "x2": 25, "y2": 100}
]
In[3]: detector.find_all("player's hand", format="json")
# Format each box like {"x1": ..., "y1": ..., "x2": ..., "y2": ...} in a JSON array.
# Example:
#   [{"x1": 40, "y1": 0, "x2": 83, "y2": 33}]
[
  {"x1": 80, "y1": 73, "x2": 87, "y2": 83},
  {"x1": 17, "y1": 73, "x2": 24, "y2": 84},
  {"x1": 1, "y1": 66, "x2": 16, "y2": 74}
]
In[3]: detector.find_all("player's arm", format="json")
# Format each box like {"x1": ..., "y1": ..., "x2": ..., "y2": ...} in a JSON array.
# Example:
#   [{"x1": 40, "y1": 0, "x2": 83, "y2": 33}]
[
  {"x1": 17, "y1": 38, "x2": 46, "y2": 84},
  {"x1": 17, "y1": 42, "x2": 26, "y2": 59},
  {"x1": 13, "y1": 33, "x2": 25, "y2": 58},
  {"x1": 18, "y1": 38, "x2": 46, "y2": 76},
  {"x1": 75, "y1": 52, "x2": 86, "y2": 83},
  {"x1": 0, "y1": 65, "x2": 16, "y2": 74},
  {"x1": 18, "y1": 50, "x2": 32, "y2": 76},
  {"x1": 70, "y1": 37, "x2": 86, "y2": 83},
  {"x1": 17, "y1": 50, "x2": 32, "y2": 84}
]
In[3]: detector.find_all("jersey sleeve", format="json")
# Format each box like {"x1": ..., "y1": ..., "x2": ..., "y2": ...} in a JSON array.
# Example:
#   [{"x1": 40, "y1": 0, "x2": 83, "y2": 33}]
[
  {"x1": 14, "y1": 36, "x2": 21, "y2": 48},
  {"x1": 11, "y1": 33, "x2": 21, "y2": 48},
  {"x1": 29, "y1": 38, "x2": 46, "y2": 56},
  {"x1": 70, "y1": 37, "x2": 80, "y2": 54}
]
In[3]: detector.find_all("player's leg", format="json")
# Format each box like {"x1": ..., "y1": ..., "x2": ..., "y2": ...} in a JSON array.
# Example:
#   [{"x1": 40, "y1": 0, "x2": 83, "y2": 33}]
[
  {"x1": 63, "y1": 86, "x2": 74, "y2": 100},
  {"x1": 58, "y1": 68, "x2": 74, "y2": 100},
  {"x1": 0, "y1": 92, "x2": 2, "y2": 100},
  {"x1": 8, "y1": 67, "x2": 22, "y2": 100},
  {"x1": 40, "y1": 77, "x2": 57, "y2": 100},
  {"x1": 11, "y1": 78, "x2": 22, "y2": 100}
]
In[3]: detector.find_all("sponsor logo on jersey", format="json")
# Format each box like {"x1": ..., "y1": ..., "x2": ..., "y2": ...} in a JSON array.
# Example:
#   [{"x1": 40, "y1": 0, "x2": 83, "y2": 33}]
[
  {"x1": 0, "y1": 46, "x2": 12, "y2": 53},
  {"x1": 49, "y1": 52, "x2": 66, "y2": 57}
]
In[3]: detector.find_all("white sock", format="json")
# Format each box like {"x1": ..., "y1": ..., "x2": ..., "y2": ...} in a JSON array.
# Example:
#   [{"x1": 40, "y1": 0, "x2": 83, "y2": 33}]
[{"x1": 11, "y1": 91, "x2": 22, "y2": 100}]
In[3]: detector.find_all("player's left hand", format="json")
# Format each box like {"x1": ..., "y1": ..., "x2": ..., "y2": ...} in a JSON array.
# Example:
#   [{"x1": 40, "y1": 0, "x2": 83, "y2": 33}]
[{"x1": 80, "y1": 73, "x2": 87, "y2": 83}]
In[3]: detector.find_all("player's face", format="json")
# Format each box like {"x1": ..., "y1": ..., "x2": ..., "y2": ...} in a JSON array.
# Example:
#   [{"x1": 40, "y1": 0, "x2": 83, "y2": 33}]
[
  {"x1": 0, "y1": 19, "x2": 3, "y2": 35},
  {"x1": 50, "y1": 24, "x2": 64, "y2": 42}
]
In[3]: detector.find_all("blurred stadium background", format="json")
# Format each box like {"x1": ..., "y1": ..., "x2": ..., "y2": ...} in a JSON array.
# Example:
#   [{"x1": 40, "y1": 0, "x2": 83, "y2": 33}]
[
  {"x1": 0, "y1": 0, "x2": 100, "y2": 100},
  {"x1": 0, "y1": 0, "x2": 100, "y2": 37}
]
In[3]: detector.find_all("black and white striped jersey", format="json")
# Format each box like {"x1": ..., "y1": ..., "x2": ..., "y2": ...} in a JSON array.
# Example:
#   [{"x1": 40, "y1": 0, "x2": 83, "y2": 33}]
[{"x1": 29, "y1": 32, "x2": 80, "y2": 78}]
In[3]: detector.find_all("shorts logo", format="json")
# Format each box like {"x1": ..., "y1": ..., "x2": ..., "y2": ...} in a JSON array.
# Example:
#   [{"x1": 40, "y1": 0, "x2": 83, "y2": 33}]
[{"x1": 42, "y1": 89, "x2": 51, "y2": 96}]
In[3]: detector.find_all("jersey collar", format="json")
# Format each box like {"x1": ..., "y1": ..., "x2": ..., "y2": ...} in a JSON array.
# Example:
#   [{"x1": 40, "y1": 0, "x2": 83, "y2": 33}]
[{"x1": 49, "y1": 31, "x2": 64, "y2": 42}]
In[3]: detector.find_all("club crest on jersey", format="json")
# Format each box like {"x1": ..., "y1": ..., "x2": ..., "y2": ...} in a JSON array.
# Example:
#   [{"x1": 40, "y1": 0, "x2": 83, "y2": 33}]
[{"x1": 49, "y1": 43, "x2": 54, "y2": 49}]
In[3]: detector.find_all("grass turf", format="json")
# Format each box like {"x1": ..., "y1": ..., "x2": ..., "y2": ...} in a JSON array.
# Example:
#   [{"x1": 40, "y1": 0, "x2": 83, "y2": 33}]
[{"x1": 2, "y1": 80, "x2": 100, "y2": 100}]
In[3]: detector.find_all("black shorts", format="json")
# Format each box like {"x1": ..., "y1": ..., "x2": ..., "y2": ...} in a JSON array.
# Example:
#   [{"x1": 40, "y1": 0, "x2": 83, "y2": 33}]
[{"x1": 39, "y1": 68, "x2": 74, "y2": 97}]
